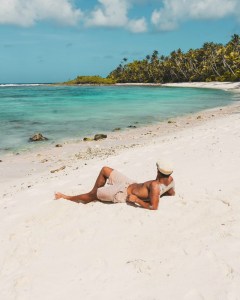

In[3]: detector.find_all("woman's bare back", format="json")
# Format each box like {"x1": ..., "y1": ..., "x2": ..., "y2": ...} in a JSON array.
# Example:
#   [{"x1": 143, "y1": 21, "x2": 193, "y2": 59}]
[{"x1": 128, "y1": 176, "x2": 174, "y2": 200}]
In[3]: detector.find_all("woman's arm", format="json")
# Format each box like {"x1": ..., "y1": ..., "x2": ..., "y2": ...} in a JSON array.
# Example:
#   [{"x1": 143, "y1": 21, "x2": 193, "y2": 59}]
[
  {"x1": 127, "y1": 194, "x2": 152, "y2": 209},
  {"x1": 166, "y1": 187, "x2": 175, "y2": 196},
  {"x1": 127, "y1": 181, "x2": 160, "y2": 210}
]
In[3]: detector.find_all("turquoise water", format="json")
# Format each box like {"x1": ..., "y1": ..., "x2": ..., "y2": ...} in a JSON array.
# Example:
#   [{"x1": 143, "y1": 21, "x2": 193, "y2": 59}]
[{"x1": 0, "y1": 84, "x2": 239, "y2": 154}]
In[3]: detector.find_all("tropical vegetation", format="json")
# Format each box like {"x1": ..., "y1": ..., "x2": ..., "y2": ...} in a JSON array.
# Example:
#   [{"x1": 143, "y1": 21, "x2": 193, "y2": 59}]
[
  {"x1": 64, "y1": 75, "x2": 115, "y2": 85},
  {"x1": 108, "y1": 34, "x2": 240, "y2": 83}
]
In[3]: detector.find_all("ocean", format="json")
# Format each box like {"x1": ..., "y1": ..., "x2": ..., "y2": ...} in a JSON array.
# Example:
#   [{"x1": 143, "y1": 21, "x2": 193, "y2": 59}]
[{"x1": 0, "y1": 84, "x2": 239, "y2": 154}]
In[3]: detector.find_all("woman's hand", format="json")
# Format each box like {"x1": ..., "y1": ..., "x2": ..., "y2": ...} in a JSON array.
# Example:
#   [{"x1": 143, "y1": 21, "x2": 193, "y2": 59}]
[{"x1": 127, "y1": 194, "x2": 139, "y2": 203}]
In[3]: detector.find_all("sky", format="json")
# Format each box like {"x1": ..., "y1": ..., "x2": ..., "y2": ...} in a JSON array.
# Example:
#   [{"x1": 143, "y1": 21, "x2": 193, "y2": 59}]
[{"x1": 0, "y1": 0, "x2": 240, "y2": 83}]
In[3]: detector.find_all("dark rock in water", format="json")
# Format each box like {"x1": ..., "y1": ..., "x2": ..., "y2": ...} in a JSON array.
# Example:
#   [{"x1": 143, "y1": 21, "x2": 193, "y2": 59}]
[
  {"x1": 55, "y1": 144, "x2": 62, "y2": 147},
  {"x1": 113, "y1": 128, "x2": 121, "y2": 131},
  {"x1": 83, "y1": 137, "x2": 94, "y2": 141},
  {"x1": 9, "y1": 119, "x2": 21, "y2": 123},
  {"x1": 29, "y1": 133, "x2": 48, "y2": 142},
  {"x1": 94, "y1": 134, "x2": 107, "y2": 141},
  {"x1": 128, "y1": 125, "x2": 137, "y2": 128},
  {"x1": 31, "y1": 121, "x2": 42, "y2": 125}
]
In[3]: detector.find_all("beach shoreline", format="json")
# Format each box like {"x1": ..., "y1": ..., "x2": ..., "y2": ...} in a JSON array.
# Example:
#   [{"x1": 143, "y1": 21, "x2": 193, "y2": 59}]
[
  {"x1": 162, "y1": 81, "x2": 240, "y2": 91},
  {"x1": 1, "y1": 82, "x2": 240, "y2": 299},
  {"x1": 1, "y1": 96, "x2": 239, "y2": 186},
  {"x1": 57, "y1": 81, "x2": 240, "y2": 91},
  {"x1": 1, "y1": 81, "x2": 240, "y2": 159}
]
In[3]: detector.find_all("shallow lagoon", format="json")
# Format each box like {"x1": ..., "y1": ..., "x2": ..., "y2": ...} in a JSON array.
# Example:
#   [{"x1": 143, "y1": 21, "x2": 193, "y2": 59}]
[{"x1": 0, "y1": 84, "x2": 238, "y2": 153}]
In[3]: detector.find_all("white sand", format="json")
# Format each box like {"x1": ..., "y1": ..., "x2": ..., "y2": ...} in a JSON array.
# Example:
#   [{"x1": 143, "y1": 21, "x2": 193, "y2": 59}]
[
  {"x1": 1, "y1": 82, "x2": 240, "y2": 300},
  {"x1": 163, "y1": 81, "x2": 240, "y2": 91}
]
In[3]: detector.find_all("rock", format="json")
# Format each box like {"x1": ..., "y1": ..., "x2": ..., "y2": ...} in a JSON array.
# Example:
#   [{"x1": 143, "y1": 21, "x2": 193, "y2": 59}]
[
  {"x1": 29, "y1": 133, "x2": 48, "y2": 142},
  {"x1": 94, "y1": 134, "x2": 107, "y2": 141},
  {"x1": 197, "y1": 116, "x2": 201, "y2": 119},
  {"x1": 113, "y1": 127, "x2": 121, "y2": 131},
  {"x1": 0, "y1": 160, "x2": 2, "y2": 162},
  {"x1": 168, "y1": 120, "x2": 176, "y2": 124},
  {"x1": 83, "y1": 137, "x2": 94, "y2": 141},
  {"x1": 128, "y1": 125, "x2": 137, "y2": 128},
  {"x1": 50, "y1": 166, "x2": 66, "y2": 173},
  {"x1": 55, "y1": 144, "x2": 62, "y2": 147}
]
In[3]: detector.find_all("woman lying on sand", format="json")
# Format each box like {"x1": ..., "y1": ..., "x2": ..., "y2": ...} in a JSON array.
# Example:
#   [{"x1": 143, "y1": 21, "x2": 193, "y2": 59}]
[{"x1": 55, "y1": 161, "x2": 175, "y2": 210}]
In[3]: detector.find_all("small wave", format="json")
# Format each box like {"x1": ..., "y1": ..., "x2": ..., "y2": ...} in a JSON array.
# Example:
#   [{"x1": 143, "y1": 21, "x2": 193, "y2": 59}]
[{"x1": 0, "y1": 83, "x2": 46, "y2": 87}]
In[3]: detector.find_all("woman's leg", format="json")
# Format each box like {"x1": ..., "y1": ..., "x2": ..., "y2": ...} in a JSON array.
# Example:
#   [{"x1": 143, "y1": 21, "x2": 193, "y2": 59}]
[
  {"x1": 54, "y1": 166, "x2": 114, "y2": 204},
  {"x1": 54, "y1": 191, "x2": 96, "y2": 204},
  {"x1": 90, "y1": 166, "x2": 113, "y2": 193}
]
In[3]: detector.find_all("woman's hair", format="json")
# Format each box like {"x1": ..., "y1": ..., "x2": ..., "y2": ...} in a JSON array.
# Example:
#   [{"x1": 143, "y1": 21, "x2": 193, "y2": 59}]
[{"x1": 158, "y1": 171, "x2": 171, "y2": 178}]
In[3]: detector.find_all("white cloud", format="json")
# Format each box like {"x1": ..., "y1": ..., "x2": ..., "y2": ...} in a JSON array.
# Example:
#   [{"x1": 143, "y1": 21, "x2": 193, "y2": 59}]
[
  {"x1": 0, "y1": 0, "x2": 147, "y2": 32},
  {"x1": 1, "y1": 0, "x2": 240, "y2": 32},
  {"x1": 151, "y1": 0, "x2": 239, "y2": 31},
  {"x1": 151, "y1": 8, "x2": 177, "y2": 31},
  {"x1": 127, "y1": 17, "x2": 147, "y2": 33},
  {"x1": 0, "y1": 0, "x2": 82, "y2": 27},
  {"x1": 85, "y1": 0, "x2": 147, "y2": 32},
  {"x1": 86, "y1": 0, "x2": 129, "y2": 27}
]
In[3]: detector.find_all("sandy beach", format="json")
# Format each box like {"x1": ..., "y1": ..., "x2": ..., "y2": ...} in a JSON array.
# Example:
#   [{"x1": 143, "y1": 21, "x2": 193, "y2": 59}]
[{"x1": 1, "y1": 82, "x2": 240, "y2": 300}]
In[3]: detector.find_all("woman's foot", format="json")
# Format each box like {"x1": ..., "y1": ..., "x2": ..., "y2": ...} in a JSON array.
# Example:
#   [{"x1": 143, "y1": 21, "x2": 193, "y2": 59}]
[{"x1": 54, "y1": 192, "x2": 65, "y2": 200}]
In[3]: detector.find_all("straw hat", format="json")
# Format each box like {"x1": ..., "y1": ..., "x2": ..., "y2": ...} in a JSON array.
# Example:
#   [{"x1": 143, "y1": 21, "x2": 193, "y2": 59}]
[{"x1": 156, "y1": 160, "x2": 173, "y2": 175}]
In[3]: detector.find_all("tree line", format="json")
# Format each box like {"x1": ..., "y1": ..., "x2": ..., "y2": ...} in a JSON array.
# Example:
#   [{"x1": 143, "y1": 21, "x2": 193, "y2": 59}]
[
  {"x1": 107, "y1": 34, "x2": 240, "y2": 83},
  {"x1": 64, "y1": 75, "x2": 115, "y2": 85}
]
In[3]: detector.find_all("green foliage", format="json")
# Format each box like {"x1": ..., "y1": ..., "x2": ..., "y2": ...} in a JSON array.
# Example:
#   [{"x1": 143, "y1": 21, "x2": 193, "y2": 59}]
[
  {"x1": 108, "y1": 34, "x2": 240, "y2": 83},
  {"x1": 65, "y1": 75, "x2": 116, "y2": 85}
]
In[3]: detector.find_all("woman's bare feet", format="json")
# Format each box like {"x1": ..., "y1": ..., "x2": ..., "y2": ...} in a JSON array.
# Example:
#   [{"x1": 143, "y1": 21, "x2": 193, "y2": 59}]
[{"x1": 54, "y1": 192, "x2": 65, "y2": 200}]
